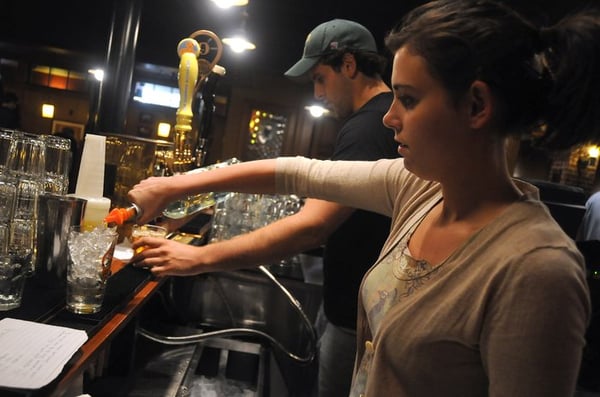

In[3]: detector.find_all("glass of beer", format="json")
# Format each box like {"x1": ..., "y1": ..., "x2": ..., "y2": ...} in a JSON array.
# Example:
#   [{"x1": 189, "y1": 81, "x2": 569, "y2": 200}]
[{"x1": 131, "y1": 224, "x2": 168, "y2": 254}]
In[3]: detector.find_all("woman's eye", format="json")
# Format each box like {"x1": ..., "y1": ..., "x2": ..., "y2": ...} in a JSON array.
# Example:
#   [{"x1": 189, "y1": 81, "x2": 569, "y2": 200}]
[{"x1": 399, "y1": 95, "x2": 417, "y2": 109}]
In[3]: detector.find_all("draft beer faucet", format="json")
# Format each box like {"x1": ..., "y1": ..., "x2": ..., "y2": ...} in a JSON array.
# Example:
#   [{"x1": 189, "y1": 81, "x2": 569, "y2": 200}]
[{"x1": 172, "y1": 30, "x2": 223, "y2": 173}]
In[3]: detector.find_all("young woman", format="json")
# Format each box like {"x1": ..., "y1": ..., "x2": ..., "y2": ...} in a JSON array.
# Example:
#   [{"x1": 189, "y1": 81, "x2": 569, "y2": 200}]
[{"x1": 129, "y1": 1, "x2": 599, "y2": 395}]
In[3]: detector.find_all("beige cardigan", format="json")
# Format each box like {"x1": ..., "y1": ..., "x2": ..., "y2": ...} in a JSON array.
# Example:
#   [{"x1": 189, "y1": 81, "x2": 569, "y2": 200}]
[{"x1": 276, "y1": 156, "x2": 590, "y2": 397}]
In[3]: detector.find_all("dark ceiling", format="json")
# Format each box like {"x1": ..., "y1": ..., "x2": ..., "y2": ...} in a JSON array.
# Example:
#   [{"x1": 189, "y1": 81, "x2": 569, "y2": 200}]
[{"x1": 1, "y1": 0, "x2": 597, "y2": 79}]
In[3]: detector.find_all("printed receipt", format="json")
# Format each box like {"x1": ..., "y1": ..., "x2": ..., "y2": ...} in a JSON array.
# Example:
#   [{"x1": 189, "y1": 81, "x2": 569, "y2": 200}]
[{"x1": 0, "y1": 318, "x2": 88, "y2": 390}]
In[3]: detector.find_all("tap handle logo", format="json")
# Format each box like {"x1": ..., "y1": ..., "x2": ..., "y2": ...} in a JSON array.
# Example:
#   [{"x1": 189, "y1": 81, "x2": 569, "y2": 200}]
[{"x1": 188, "y1": 30, "x2": 224, "y2": 88}]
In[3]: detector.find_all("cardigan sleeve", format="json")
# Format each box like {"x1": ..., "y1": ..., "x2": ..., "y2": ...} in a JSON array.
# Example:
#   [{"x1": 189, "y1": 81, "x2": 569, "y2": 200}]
[{"x1": 275, "y1": 156, "x2": 413, "y2": 217}]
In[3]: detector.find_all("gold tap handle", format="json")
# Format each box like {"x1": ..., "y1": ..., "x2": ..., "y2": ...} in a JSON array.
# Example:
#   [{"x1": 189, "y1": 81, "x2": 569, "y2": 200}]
[
  {"x1": 176, "y1": 38, "x2": 201, "y2": 133},
  {"x1": 172, "y1": 31, "x2": 223, "y2": 173}
]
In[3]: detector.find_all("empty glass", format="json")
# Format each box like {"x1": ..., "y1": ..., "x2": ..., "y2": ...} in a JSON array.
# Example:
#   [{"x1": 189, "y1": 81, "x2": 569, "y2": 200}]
[
  {"x1": 0, "y1": 128, "x2": 15, "y2": 173},
  {"x1": 0, "y1": 224, "x2": 8, "y2": 254},
  {"x1": 0, "y1": 175, "x2": 17, "y2": 223},
  {"x1": 209, "y1": 193, "x2": 303, "y2": 243},
  {"x1": 3, "y1": 131, "x2": 46, "y2": 280},
  {"x1": 42, "y1": 135, "x2": 72, "y2": 194},
  {"x1": 0, "y1": 254, "x2": 26, "y2": 311},
  {"x1": 13, "y1": 178, "x2": 41, "y2": 219},
  {"x1": 208, "y1": 193, "x2": 304, "y2": 271},
  {"x1": 8, "y1": 219, "x2": 35, "y2": 276},
  {"x1": 5, "y1": 131, "x2": 46, "y2": 179}
]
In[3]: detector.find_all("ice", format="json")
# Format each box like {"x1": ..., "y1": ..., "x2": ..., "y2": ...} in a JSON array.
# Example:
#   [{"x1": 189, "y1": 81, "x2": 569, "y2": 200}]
[
  {"x1": 189, "y1": 375, "x2": 255, "y2": 397},
  {"x1": 67, "y1": 227, "x2": 116, "y2": 279}
]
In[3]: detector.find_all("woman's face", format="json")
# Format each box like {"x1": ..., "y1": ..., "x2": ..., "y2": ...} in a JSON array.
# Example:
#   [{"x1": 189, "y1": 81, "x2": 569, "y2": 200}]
[{"x1": 383, "y1": 46, "x2": 472, "y2": 182}]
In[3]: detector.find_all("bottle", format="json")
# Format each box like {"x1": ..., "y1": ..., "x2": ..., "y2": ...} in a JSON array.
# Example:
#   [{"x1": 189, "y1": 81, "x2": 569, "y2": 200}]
[
  {"x1": 162, "y1": 158, "x2": 240, "y2": 219},
  {"x1": 104, "y1": 203, "x2": 143, "y2": 226}
]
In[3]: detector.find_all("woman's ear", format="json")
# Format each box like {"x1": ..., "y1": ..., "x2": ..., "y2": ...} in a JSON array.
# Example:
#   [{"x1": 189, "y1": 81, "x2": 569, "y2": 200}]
[{"x1": 468, "y1": 80, "x2": 494, "y2": 129}]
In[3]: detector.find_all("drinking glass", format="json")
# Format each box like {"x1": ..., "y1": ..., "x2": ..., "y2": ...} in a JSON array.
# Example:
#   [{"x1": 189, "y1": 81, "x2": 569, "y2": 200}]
[
  {"x1": 8, "y1": 218, "x2": 35, "y2": 276},
  {"x1": 130, "y1": 224, "x2": 168, "y2": 254},
  {"x1": 13, "y1": 178, "x2": 41, "y2": 219},
  {"x1": 0, "y1": 175, "x2": 17, "y2": 223},
  {"x1": 0, "y1": 223, "x2": 9, "y2": 254},
  {"x1": 0, "y1": 254, "x2": 26, "y2": 311},
  {"x1": 5, "y1": 131, "x2": 46, "y2": 179},
  {"x1": 0, "y1": 128, "x2": 15, "y2": 173},
  {"x1": 42, "y1": 134, "x2": 72, "y2": 194},
  {"x1": 66, "y1": 225, "x2": 118, "y2": 314}
]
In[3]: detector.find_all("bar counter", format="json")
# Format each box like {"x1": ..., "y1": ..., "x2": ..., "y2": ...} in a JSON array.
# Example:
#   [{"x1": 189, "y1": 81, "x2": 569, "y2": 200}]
[{"x1": 0, "y1": 258, "x2": 165, "y2": 396}]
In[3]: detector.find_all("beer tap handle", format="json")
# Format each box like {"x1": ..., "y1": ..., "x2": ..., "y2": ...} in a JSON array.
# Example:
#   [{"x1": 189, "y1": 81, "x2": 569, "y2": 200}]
[
  {"x1": 172, "y1": 31, "x2": 223, "y2": 172},
  {"x1": 175, "y1": 38, "x2": 201, "y2": 134}
]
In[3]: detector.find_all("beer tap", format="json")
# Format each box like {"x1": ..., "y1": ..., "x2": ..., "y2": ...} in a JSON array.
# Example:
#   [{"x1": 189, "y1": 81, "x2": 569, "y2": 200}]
[
  {"x1": 195, "y1": 64, "x2": 226, "y2": 168},
  {"x1": 172, "y1": 30, "x2": 223, "y2": 173},
  {"x1": 173, "y1": 37, "x2": 201, "y2": 172}
]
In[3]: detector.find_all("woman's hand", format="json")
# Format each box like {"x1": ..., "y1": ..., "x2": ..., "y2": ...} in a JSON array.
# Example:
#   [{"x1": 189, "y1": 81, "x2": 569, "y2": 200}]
[
  {"x1": 127, "y1": 176, "x2": 180, "y2": 224},
  {"x1": 129, "y1": 236, "x2": 204, "y2": 277}
]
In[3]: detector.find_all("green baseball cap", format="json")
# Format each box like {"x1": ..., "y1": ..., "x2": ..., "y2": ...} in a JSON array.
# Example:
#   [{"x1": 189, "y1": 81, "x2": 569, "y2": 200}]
[{"x1": 284, "y1": 19, "x2": 378, "y2": 80}]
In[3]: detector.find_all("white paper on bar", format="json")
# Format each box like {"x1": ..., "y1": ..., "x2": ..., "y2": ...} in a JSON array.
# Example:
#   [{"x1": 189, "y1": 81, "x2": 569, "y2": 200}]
[
  {"x1": 0, "y1": 318, "x2": 88, "y2": 390},
  {"x1": 75, "y1": 133, "x2": 106, "y2": 198}
]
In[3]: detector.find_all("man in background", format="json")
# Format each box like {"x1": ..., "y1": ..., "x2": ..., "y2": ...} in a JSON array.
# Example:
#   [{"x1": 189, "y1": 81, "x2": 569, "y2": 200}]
[
  {"x1": 281, "y1": 19, "x2": 398, "y2": 396},
  {"x1": 130, "y1": 19, "x2": 398, "y2": 396}
]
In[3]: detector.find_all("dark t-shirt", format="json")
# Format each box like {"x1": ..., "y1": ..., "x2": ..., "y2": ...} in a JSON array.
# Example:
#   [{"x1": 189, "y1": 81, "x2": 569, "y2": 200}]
[{"x1": 323, "y1": 92, "x2": 398, "y2": 329}]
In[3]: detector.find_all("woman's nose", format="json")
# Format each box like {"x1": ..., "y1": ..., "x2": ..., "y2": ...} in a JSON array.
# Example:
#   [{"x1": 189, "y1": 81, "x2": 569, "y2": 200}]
[
  {"x1": 383, "y1": 101, "x2": 403, "y2": 131},
  {"x1": 383, "y1": 109, "x2": 396, "y2": 130}
]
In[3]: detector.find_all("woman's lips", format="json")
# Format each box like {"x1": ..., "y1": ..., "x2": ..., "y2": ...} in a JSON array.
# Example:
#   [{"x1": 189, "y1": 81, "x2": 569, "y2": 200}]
[{"x1": 398, "y1": 143, "x2": 408, "y2": 155}]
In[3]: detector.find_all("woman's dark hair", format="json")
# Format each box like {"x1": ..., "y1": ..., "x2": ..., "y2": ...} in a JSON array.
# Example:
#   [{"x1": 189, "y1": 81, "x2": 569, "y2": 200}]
[
  {"x1": 385, "y1": 0, "x2": 600, "y2": 150},
  {"x1": 320, "y1": 49, "x2": 388, "y2": 79}
]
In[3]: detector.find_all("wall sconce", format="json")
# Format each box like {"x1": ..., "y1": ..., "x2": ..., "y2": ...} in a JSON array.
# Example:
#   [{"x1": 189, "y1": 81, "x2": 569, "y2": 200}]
[
  {"x1": 157, "y1": 122, "x2": 171, "y2": 138},
  {"x1": 305, "y1": 105, "x2": 330, "y2": 118},
  {"x1": 577, "y1": 144, "x2": 600, "y2": 173},
  {"x1": 588, "y1": 145, "x2": 599, "y2": 167},
  {"x1": 41, "y1": 103, "x2": 55, "y2": 119}
]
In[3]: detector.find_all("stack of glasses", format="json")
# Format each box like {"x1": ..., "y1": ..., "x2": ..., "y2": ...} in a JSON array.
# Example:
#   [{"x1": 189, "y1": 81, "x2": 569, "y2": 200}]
[
  {"x1": 209, "y1": 192, "x2": 304, "y2": 269},
  {"x1": 0, "y1": 128, "x2": 72, "y2": 310}
]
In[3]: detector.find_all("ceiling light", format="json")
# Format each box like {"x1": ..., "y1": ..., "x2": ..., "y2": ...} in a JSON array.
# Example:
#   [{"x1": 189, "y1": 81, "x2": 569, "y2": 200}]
[
  {"x1": 210, "y1": 0, "x2": 248, "y2": 9},
  {"x1": 88, "y1": 68, "x2": 104, "y2": 82},
  {"x1": 222, "y1": 9, "x2": 256, "y2": 53},
  {"x1": 223, "y1": 35, "x2": 256, "y2": 53}
]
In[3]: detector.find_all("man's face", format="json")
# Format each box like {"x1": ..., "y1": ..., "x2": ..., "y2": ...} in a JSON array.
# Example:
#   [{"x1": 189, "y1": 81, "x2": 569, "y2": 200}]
[{"x1": 310, "y1": 63, "x2": 354, "y2": 119}]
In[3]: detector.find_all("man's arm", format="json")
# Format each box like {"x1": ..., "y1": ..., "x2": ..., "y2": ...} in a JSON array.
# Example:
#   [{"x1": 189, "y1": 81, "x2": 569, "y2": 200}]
[{"x1": 132, "y1": 198, "x2": 354, "y2": 276}]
